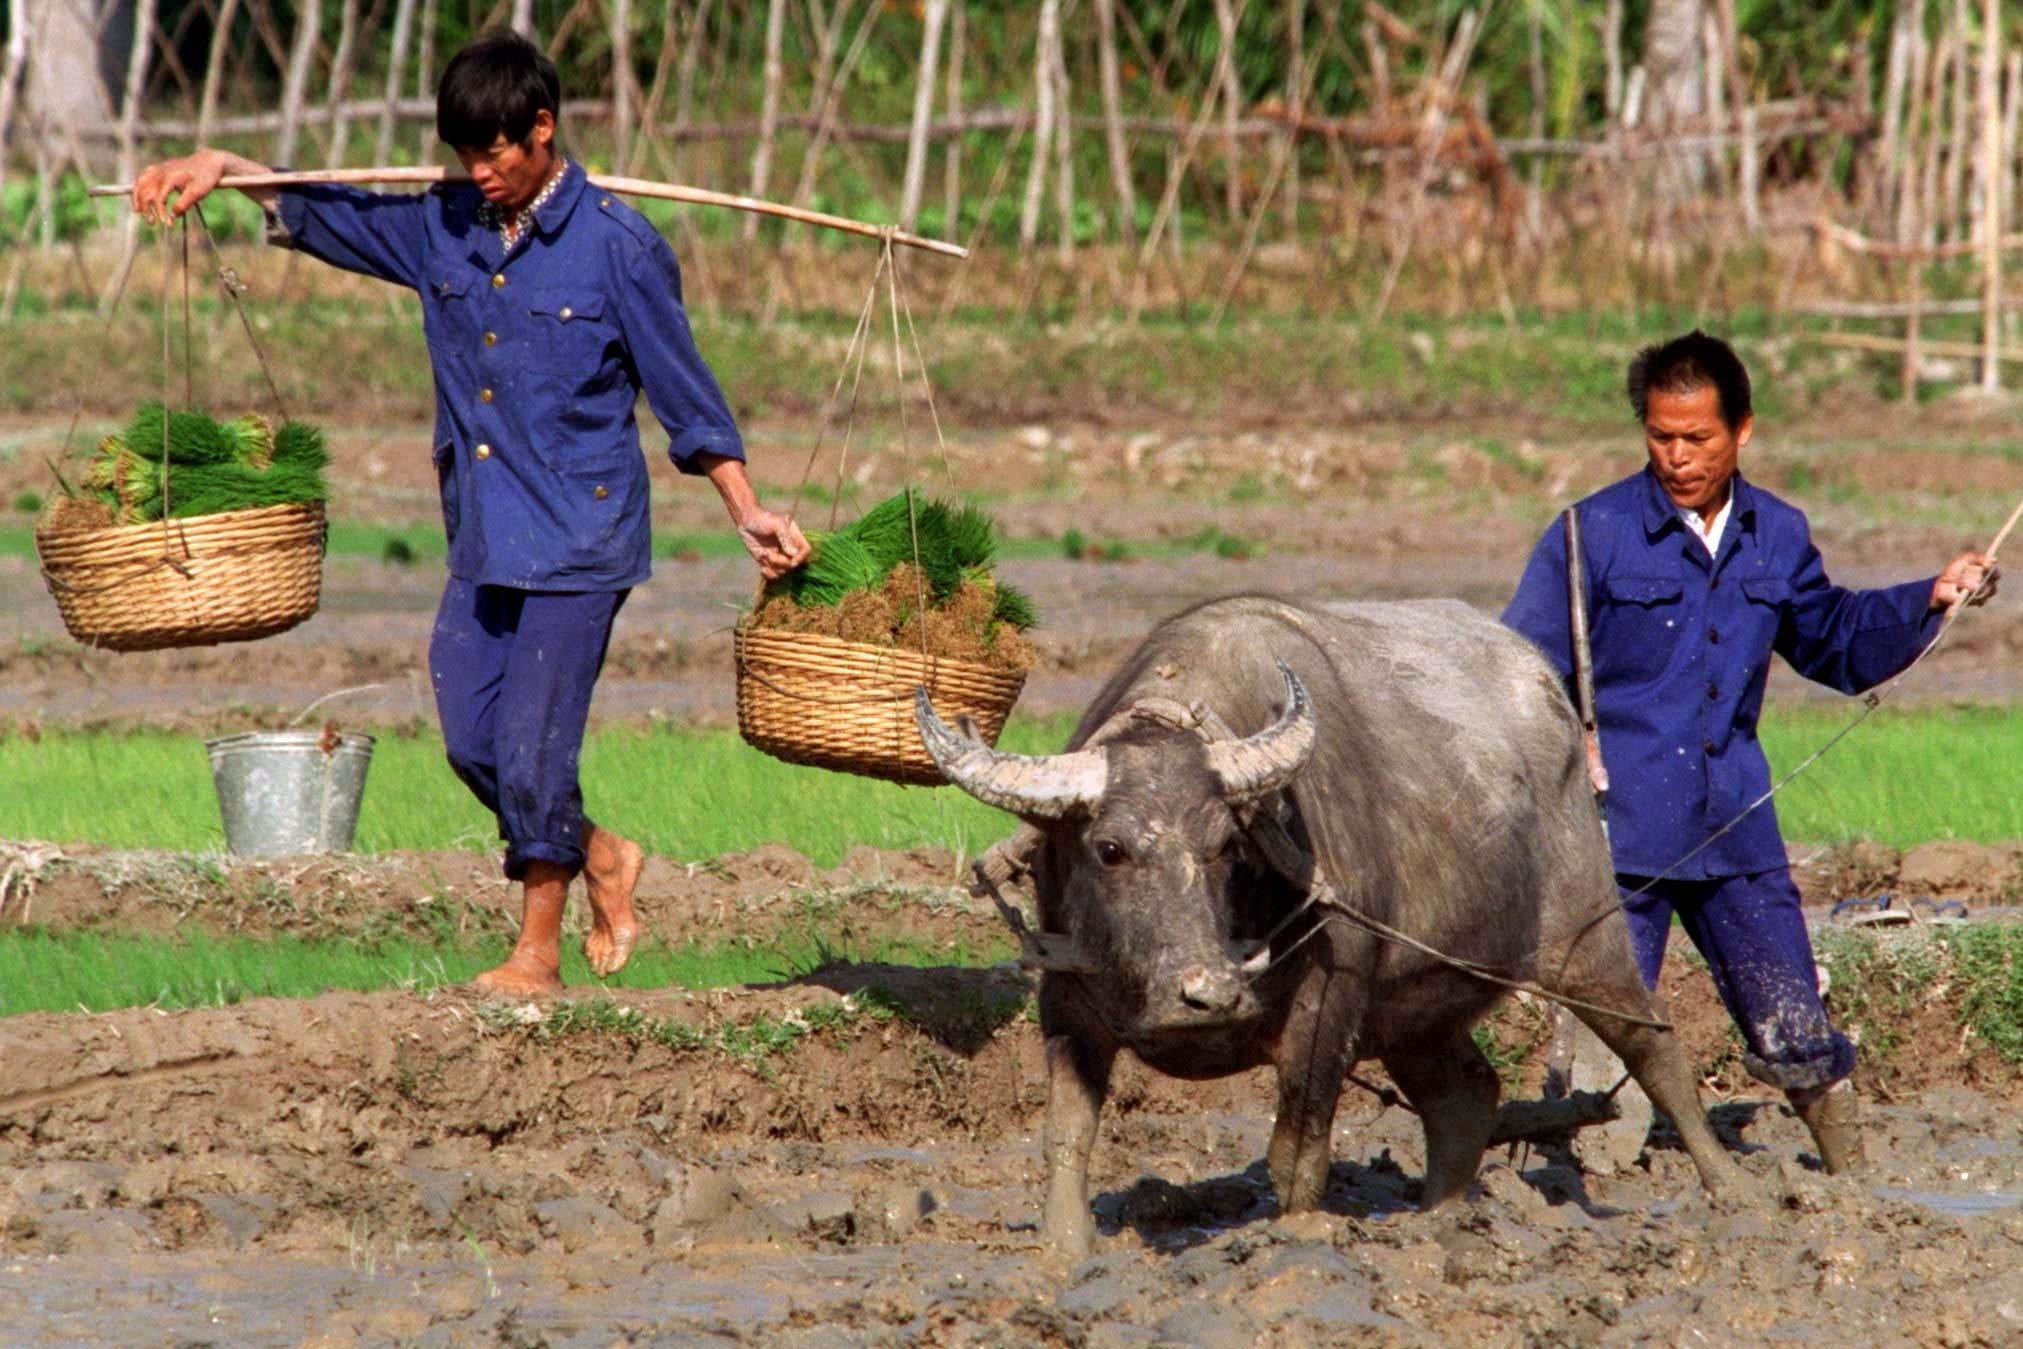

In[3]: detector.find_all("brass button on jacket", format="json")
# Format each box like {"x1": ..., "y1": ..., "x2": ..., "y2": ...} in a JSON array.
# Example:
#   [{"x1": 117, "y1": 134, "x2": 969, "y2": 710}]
[
  {"x1": 491, "y1": 273, "x2": 506, "y2": 288},
  {"x1": 480, "y1": 388, "x2": 494, "y2": 403},
  {"x1": 483, "y1": 330, "x2": 498, "y2": 346},
  {"x1": 593, "y1": 485, "x2": 609, "y2": 500},
  {"x1": 475, "y1": 443, "x2": 492, "y2": 460}
]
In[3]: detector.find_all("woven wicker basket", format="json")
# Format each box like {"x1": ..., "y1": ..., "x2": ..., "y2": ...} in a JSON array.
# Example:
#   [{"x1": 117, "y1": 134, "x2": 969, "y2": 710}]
[
  {"x1": 735, "y1": 626, "x2": 1027, "y2": 786},
  {"x1": 35, "y1": 502, "x2": 327, "y2": 652}
]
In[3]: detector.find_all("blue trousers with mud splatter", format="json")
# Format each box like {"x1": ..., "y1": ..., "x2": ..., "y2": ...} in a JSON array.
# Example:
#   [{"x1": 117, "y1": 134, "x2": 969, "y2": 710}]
[
  {"x1": 1618, "y1": 868, "x2": 1856, "y2": 1091},
  {"x1": 429, "y1": 578, "x2": 628, "y2": 880}
]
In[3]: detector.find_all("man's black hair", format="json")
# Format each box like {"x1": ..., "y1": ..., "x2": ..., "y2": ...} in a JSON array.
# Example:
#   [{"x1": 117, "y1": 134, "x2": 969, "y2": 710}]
[
  {"x1": 1626, "y1": 329, "x2": 1752, "y2": 431},
  {"x1": 436, "y1": 30, "x2": 561, "y2": 150}
]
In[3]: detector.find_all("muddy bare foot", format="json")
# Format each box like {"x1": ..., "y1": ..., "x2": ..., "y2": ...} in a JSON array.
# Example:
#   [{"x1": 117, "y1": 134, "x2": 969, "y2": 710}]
[
  {"x1": 583, "y1": 827, "x2": 644, "y2": 978},
  {"x1": 471, "y1": 951, "x2": 564, "y2": 996}
]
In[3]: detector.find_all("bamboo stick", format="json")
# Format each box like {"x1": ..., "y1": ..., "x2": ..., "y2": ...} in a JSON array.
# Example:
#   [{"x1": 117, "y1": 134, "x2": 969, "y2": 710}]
[
  {"x1": 1819, "y1": 331, "x2": 2023, "y2": 361},
  {"x1": 1899, "y1": 1, "x2": 1928, "y2": 246},
  {"x1": 1018, "y1": 0, "x2": 1060, "y2": 253},
  {"x1": 669, "y1": 0, "x2": 715, "y2": 180},
  {"x1": 788, "y1": 0, "x2": 879, "y2": 213},
  {"x1": 1213, "y1": 0, "x2": 1242, "y2": 219},
  {"x1": 325, "y1": 0, "x2": 360, "y2": 167},
  {"x1": 1979, "y1": 0, "x2": 2002, "y2": 392},
  {"x1": 628, "y1": 0, "x2": 679, "y2": 176},
  {"x1": 1095, "y1": 0, "x2": 1136, "y2": 247},
  {"x1": 2007, "y1": 51, "x2": 2022, "y2": 227},
  {"x1": 512, "y1": 0, "x2": 533, "y2": 36},
  {"x1": 1602, "y1": 0, "x2": 1624, "y2": 122},
  {"x1": 91, "y1": 167, "x2": 970, "y2": 258},
  {"x1": 1945, "y1": 0, "x2": 1970, "y2": 242},
  {"x1": 1525, "y1": 0, "x2": 1544, "y2": 243},
  {"x1": 1047, "y1": 0, "x2": 1074, "y2": 264},
  {"x1": 612, "y1": 0, "x2": 634, "y2": 172},
  {"x1": 195, "y1": 0, "x2": 244, "y2": 147},
  {"x1": 744, "y1": 0, "x2": 786, "y2": 242},
  {"x1": 943, "y1": 0, "x2": 964, "y2": 238},
  {"x1": 898, "y1": 0, "x2": 951, "y2": 231},
  {"x1": 1283, "y1": 0, "x2": 1304, "y2": 235},
  {"x1": 276, "y1": 0, "x2": 320, "y2": 166},
  {"x1": 1874, "y1": 2, "x2": 1911, "y2": 227},
  {"x1": 0, "y1": 0, "x2": 28, "y2": 194},
  {"x1": 102, "y1": 0, "x2": 160, "y2": 309},
  {"x1": 376, "y1": 0, "x2": 416, "y2": 167},
  {"x1": 415, "y1": 0, "x2": 438, "y2": 160}
]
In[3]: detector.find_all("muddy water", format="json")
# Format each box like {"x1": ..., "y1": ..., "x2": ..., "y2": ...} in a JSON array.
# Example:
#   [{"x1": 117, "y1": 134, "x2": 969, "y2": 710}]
[{"x1": 4, "y1": 986, "x2": 2023, "y2": 1345}]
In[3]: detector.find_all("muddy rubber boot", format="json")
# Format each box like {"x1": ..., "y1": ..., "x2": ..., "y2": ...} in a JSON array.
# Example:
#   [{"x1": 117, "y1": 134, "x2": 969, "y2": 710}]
[{"x1": 1788, "y1": 1079, "x2": 1866, "y2": 1175}]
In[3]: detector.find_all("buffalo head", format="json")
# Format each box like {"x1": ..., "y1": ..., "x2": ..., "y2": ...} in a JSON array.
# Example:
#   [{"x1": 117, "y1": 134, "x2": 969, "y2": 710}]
[{"x1": 916, "y1": 663, "x2": 1317, "y2": 1034}]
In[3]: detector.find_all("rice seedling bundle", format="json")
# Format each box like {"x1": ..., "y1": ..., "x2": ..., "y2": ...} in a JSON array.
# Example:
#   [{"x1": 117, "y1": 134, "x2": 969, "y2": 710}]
[
  {"x1": 752, "y1": 487, "x2": 1038, "y2": 674},
  {"x1": 49, "y1": 404, "x2": 327, "y2": 528}
]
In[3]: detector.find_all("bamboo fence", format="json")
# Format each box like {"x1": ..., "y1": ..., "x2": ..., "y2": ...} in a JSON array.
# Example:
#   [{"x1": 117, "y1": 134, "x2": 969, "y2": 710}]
[{"x1": 0, "y1": 0, "x2": 2017, "y2": 384}]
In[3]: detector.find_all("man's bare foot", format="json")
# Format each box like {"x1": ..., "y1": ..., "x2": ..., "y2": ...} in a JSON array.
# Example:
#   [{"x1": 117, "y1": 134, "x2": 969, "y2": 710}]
[
  {"x1": 583, "y1": 825, "x2": 644, "y2": 977},
  {"x1": 472, "y1": 950, "x2": 563, "y2": 996}
]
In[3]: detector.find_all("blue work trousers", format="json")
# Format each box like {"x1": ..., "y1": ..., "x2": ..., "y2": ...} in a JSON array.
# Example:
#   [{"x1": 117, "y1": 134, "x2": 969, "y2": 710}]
[
  {"x1": 1619, "y1": 868, "x2": 1856, "y2": 1092},
  {"x1": 429, "y1": 578, "x2": 627, "y2": 879}
]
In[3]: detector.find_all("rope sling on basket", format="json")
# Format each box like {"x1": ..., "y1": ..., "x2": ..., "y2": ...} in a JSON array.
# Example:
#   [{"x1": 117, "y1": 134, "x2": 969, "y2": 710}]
[
  {"x1": 34, "y1": 213, "x2": 327, "y2": 653},
  {"x1": 734, "y1": 232, "x2": 1031, "y2": 786}
]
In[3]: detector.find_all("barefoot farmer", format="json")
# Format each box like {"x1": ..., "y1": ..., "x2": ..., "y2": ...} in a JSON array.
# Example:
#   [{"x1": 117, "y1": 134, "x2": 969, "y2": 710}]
[
  {"x1": 130, "y1": 31, "x2": 811, "y2": 995},
  {"x1": 1504, "y1": 331, "x2": 1997, "y2": 1174}
]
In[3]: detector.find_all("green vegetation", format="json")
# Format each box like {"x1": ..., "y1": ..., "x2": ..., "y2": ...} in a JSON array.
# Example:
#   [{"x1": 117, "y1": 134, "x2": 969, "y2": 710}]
[
  {"x1": 1763, "y1": 704, "x2": 2023, "y2": 848},
  {"x1": 53, "y1": 404, "x2": 328, "y2": 527},
  {"x1": 3, "y1": 704, "x2": 2022, "y2": 864},
  {"x1": 0, "y1": 925, "x2": 1005, "y2": 1019},
  {"x1": 1816, "y1": 924, "x2": 2023, "y2": 1069},
  {"x1": 0, "y1": 718, "x2": 1083, "y2": 864}
]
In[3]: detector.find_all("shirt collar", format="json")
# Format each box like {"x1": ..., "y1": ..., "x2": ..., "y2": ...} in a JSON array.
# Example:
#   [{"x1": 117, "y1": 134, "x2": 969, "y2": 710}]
[
  {"x1": 473, "y1": 156, "x2": 585, "y2": 242},
  {"x1": 1639, "y1": 465, "x2": 1755, "y2": 539}
]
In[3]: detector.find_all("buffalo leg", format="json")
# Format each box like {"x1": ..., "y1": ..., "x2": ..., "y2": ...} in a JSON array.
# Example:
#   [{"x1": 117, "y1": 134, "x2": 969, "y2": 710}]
[
  {"x1": 1266, "y1": 967, "x2": 1358, "y2": 1213},
  {"x1": 1041, "y1": 1031, "x2": 1115, "y2": 1257},
  {"x1": 1382, "y1": 1032, "x2": 1500, "y2": 1208},
  {"x1": 1571, "y1": 1006, "x2": 1745, "y2": 1194}
]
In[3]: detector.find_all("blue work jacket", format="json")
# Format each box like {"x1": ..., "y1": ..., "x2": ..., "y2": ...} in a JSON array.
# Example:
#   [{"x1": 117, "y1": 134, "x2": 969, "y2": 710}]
[
  {"x1": 1502, "y1": 468, "x2": 1940, "y2": 879},
  {"x1": 271, "y1": 160, "x2": 743, "y2": 590}
]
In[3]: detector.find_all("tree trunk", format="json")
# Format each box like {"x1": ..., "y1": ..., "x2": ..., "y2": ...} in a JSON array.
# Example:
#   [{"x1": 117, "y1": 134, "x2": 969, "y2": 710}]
[{"x1": 1642, "y1": 0, "x2": 1709, "y2": 197}]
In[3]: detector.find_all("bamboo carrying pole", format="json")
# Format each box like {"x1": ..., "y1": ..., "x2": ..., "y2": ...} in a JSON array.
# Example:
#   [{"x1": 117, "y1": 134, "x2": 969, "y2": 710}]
[{"x1": 90, "y1": 166, "x2": 970, "y2": 259}]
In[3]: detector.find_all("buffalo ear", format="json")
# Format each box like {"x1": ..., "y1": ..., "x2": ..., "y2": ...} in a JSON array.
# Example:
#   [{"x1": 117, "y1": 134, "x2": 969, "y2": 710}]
[
  {"x1": 1204, "y1": 661, "x2": 1317, "y2": 803},
  {"x1": 915, "y1": 687, "x2": 1108, "y2": 819}
]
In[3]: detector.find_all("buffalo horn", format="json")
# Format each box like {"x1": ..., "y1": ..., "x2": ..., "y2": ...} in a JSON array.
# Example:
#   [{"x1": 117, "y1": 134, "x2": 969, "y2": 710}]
[
  {"x1": 1205, "y1": 661, "x2": 1317, "y2": 802},
  {"x1": 915, "y1": 688, "x2": 1108, "y2": 818}
]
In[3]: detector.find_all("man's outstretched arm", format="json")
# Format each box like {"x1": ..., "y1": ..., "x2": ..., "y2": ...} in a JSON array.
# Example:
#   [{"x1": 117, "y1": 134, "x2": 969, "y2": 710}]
[{"x1": 132, "y1": 149, "x2": 427, "y2": 291}]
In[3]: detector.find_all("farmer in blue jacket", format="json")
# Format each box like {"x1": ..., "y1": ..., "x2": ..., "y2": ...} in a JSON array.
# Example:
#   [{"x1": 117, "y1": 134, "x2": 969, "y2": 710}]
[
  {"x1": 1505, "y1": 331, "x2": 1996, "y2": 1173},
  {"x1": 130, "y1": 31, "x2": 811, "y2": 996}
]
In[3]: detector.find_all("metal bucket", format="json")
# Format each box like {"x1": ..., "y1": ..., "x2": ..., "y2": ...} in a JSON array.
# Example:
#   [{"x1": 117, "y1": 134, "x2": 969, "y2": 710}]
[{"x1": 205, "y1": 729, "x2": 376, "y2": 857}]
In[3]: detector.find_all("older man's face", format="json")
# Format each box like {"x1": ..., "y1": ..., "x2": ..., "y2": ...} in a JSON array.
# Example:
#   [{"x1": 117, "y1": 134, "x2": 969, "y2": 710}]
[{"x1": 1644, "y1": 384, "x2": 1752, "y2": 515}]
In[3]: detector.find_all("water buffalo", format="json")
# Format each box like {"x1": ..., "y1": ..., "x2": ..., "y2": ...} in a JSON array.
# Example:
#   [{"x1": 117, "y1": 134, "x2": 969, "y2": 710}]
[{"x1": 916, "y1": 594, "x2": 1743, "y2": 1255}]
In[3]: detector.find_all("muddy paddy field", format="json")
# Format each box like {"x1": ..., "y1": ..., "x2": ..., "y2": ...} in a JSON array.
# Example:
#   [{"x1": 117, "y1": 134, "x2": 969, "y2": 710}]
[
  {"x1": 5, "y1": 844, "x2": 2023, "y2": 1345},
  {"x1": 7, "y1": 352, "x2": 2023, "y2": 1341}
]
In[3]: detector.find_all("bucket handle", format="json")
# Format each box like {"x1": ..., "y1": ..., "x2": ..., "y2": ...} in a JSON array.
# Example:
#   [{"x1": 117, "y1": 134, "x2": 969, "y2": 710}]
[{"x1": 287, "y1": 683, "x2": 389, "y2": 730}]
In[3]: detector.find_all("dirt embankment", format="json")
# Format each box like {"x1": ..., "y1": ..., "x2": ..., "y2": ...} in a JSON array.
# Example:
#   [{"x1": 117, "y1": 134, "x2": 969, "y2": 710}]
[{"x1": 4, "y1": 971, "x2": 2023, "y2": 1344}]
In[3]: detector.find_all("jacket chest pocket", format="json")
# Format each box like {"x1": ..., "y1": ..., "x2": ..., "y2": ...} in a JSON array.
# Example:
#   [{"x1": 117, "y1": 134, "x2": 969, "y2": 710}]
[
  {"x1": 526, "y1": 291, "x2": 617, "y2": 394},
  {"x1": 1595, "y1": 575, "x2": 1688, "y2": 684},
  {"x1": 1738, "y1": 576, "x2": 1791, "y2": 651},
  {"x1": 423, "y1": 275, "x2": 479, "y2": 355}
]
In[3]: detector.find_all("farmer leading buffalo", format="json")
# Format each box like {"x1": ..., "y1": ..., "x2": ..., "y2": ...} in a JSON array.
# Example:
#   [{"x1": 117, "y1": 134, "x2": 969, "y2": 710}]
[
  {"x1": 129, "y1": 31, "x2": 811, "y2": 994},
  {"x1": 1504, "y1": 330, "x2": 1997, "y2": 1172}
]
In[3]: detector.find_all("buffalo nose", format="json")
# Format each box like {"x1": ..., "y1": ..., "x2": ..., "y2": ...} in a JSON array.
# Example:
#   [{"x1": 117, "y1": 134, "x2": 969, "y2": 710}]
[{"x1": 1178, "y1": 965, "x2": 1242, "y2": 1014}]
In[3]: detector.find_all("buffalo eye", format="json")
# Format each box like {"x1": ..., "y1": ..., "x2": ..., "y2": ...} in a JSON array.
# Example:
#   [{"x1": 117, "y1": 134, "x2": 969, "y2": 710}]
[{"x1": 1093, "y1": 839, "x2": 1130, "y2": 868}]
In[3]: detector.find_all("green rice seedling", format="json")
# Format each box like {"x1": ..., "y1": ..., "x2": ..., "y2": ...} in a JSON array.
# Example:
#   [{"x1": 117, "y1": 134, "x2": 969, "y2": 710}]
[
  {"x1": 162, "y1": 457, "x2": 327, "y2": 519},
  {"x1": 271, "y1": 420, "x2": 328, "y2": 471},
  {"x1": 989, "y1": 580, "x2": 1038, "y2": 631},
  {"x1": 123, "y1": 403, "x2": 243, "y2": 466},
  {"x1": 782, "y1": 530, "x2": 883, "y2": 607}
]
